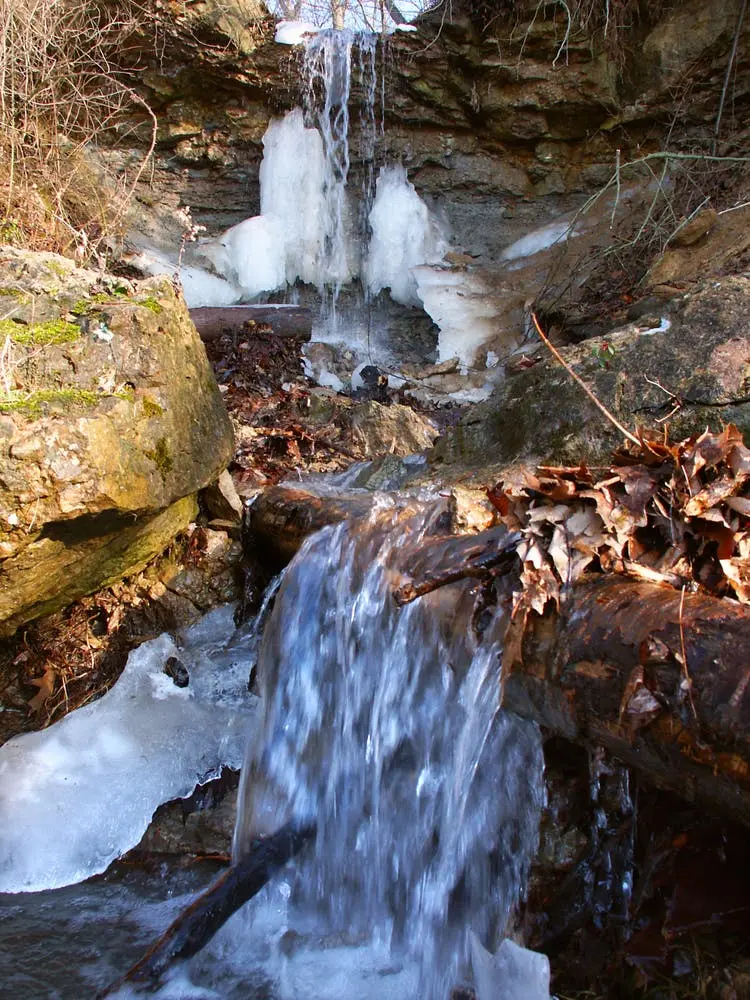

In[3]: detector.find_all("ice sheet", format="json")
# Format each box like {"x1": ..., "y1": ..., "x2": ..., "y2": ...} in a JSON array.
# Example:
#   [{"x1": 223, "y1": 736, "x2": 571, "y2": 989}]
[
  {"x1": 471, "y1": 933, "x2": 551, "y2": 1000},
  {"x1": 0, "y1": 605, "x2": 255, "y2": 893}
]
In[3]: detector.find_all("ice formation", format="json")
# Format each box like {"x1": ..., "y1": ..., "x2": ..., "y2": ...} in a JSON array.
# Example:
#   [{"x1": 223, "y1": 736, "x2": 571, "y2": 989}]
[
  {"x1": 130, "y1": 250, "x2": 240, "y2": 308},
  {"x1": 365, "y1": 165, "x2": 448, "y2": 306},
  {"x1": 412, "y1": 265, "x2": 509, "y2": 367},
  {"x1": 500, "y1": 219, "x2": 576, "y2": 261},
  {"x1": 471, "y1": 934, "x2": 552, "y2": 1000},
  {"x1": 260, "y1": 109, "x2": 332, "y2": 286},
  {"x1": 0, "y1": 605, "x2": 255, "y2": 893},
  {"x1": 206, "y1": 216, "x2": 287, "y2": 299}
]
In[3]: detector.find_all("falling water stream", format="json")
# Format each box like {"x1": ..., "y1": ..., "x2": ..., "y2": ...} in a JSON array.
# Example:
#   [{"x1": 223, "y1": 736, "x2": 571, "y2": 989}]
[
  {"x1": 0, "y1": 30, "x2": 549, "y2": 999},
  {"x1": 0, "y1": 496, "x2": 546, "y2": 999}
]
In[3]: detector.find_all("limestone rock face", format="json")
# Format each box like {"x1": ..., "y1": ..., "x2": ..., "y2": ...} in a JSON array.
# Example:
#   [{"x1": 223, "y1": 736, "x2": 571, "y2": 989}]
[
  {"x1": 0, "y1": 248, "x2": 234, "y2": 635},
  {"x1": 433, "y1": 276, "x2": 750, "y2": 476}
]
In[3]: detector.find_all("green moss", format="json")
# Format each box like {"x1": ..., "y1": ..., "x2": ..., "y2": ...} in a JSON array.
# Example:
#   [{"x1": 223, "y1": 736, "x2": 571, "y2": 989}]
[
  {"x1": 45, "y1": 261, "x2": 69, "y2": 278},
  {"x1": 0, "y1": 287, "x2": 29, "y2": 301},
  {"x1": 143, "y1": 436, "x2": 173, "y2": 481},
  {"x1": 0, "y1": 318, "x2": 80, "y2": 346},
  {"x1": 136, "y1": 297, "x2": 163, "y2": 314},
  {"x1": 0, "y1": 220, "x2": 22, "y2": 244},
  {"x1": 141, "y1": 395, "x2": 164, "y2": 418},
  {"x1": 0, "y1": 388, "x2": 100, "y2": 416}
]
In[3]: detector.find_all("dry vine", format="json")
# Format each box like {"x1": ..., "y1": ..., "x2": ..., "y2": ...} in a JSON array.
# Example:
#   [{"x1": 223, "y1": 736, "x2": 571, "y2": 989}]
[{"x1": 0, "y1": 0, "x2": 158, "y2": 260}]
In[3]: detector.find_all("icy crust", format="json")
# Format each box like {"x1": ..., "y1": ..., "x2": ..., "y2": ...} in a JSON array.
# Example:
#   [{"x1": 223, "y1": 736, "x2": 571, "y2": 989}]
[
  {"x1": 365, "y1": 165, "x2": 448, "y2": 307},
  {"x1": 0, "y1": 605, "x2": 254, "y2": 893},
  {"x1": 500, "y1": 219, "x2": 576, "y2": 261},
  {"x1": 471, "y1": 934, "x2": 551, "y2": 1000}
]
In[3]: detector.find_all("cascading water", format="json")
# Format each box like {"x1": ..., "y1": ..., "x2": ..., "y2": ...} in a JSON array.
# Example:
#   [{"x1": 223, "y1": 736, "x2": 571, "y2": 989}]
[
  {"x1": 0, "y1": 498, "x2": 548, "y2": 998},
  {"x1": 303, "y1": 30, "x2": 356, "y2": 294},
  {"x1": 233, "y1": 499, "x2": 546, "y2": 998}
]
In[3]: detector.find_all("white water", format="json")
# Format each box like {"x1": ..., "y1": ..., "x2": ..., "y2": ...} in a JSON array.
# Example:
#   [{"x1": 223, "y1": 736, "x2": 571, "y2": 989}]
[
  {"x1": 0, "y1": 500, "x2": 547, "y2": 998},
  {"x1": 234, "y1": 501, "x2": 545, "y2": 998}
]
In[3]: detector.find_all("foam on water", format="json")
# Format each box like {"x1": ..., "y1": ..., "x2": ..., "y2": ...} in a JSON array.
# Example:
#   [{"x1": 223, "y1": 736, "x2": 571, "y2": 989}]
[{"x1": 234, "y1": 502, "x2": 545, "y2": 998}]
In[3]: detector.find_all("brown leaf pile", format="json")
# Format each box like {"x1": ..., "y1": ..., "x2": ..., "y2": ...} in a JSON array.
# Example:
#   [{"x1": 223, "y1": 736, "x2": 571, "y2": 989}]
[{"x1": 487, "y1": 424, "x2": 750, "y2": 611}]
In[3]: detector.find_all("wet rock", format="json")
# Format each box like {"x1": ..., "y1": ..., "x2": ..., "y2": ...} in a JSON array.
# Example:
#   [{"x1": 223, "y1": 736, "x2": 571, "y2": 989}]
[
  {"x1": 164, "y1": 655, "x2": 190, "y2": 688},
  {"x1": 159, "y1": 527, "x2": 243, "y2": 609},
  {"x1": 132, "y1": 768, "x2": 240, "y2": 857},
  {"x1": 433, "y1": 276, "x2": 750, "y2": 473},
  {"x1": 447, "y1": 485, "x2": 497, "y2": 535},
  {"x1": 201, "y1": 469, "x2": 243, "y2": 523}
]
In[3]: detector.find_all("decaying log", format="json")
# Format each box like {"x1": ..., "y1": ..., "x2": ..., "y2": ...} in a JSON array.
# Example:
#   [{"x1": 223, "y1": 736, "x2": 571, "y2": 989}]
[
  {"x1": 500, "y1": 577, "x2": 750, "y2": 826},
  {"x1": 190, "y1": 305, "x2": 312, "y2": 342},
  {"x1": 249, "y1": 485, "x2": 381, "y2": 567},
  {"x1": 99, "y1": 823, "x2": 315, "y2": 996},
  {"x1": 251, "y1": 484, "x2": 750, "y2": 824}
]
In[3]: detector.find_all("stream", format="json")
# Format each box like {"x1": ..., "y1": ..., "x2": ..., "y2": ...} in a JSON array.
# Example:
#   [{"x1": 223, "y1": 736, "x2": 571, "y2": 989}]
[{"x1": 0, "y1": 496, "x2": 547, "y2": 999}]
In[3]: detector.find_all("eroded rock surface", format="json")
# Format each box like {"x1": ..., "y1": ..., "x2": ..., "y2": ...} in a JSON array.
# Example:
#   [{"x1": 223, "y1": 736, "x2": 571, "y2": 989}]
[
  {"x1": 433, "y1": 276, "x2": 750, "y2": 476},
  {"x1": 0, "y1": 248, "x2": 234, "y2": 635}
]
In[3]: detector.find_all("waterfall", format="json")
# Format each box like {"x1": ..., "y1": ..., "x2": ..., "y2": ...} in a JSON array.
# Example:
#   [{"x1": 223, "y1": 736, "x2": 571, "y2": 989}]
[
  {"x1": 303, "y1": 30, "x2": 356, "y2": 293},
  {"x1": 234, "y1": 501, "x2": 545, "y2": 998}
]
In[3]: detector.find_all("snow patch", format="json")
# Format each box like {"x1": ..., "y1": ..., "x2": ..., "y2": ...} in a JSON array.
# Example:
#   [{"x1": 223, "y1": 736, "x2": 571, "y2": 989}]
[
  {"x1": 274, "y1": 19, "x2": 320, "y2": 44},
  {"x1": 0, "y1": 605, "x2": 255, "y2": 893}
]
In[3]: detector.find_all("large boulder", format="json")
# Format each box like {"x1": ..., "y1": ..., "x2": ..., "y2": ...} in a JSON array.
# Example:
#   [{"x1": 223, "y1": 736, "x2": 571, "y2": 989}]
[{"x1": 0, "y1": 248, "x2": 234, "y2": 635}]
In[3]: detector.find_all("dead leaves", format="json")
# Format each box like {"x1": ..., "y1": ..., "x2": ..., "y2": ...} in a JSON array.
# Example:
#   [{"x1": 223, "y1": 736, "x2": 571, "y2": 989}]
[
  {"x1": 488, "y1": 424, "x2": 750, "y2": 609},
  {"x1": 26, "y1": 666, "x2": 57, "y2": 715}
]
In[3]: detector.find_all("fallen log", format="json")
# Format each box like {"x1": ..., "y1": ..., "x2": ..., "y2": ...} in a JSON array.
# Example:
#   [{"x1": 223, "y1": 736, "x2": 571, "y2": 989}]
[
  {"x1": 248, "y1": 485, "x2": 382, "y2": 568},
  {"x1": 99, "y1": 822, "x2": 315, "y2": 996},
  {"x1": 190, "y1": 305, "x2": 313, "y2": 342},
  {"x1": 500, "y1": 576, "x2": 750, "y2": 827},
  {"x1": 251, "y1": 485, "x2": 750, "y2": 824}
]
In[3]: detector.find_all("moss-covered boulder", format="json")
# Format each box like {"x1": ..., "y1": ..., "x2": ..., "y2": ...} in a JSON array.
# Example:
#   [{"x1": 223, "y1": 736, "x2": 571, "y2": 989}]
[
  {"x1": 0, "y1": 248, "x2": 234, "y2": 635},
  {"x1": 432, "y1": 276, "x2": 750, "y2": 480}
]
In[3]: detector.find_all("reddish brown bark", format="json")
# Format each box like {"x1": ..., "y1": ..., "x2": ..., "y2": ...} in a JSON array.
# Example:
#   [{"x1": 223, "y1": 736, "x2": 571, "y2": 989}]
[{"x1": 501, "y1": 577, "x2": 750, "y2": 826}]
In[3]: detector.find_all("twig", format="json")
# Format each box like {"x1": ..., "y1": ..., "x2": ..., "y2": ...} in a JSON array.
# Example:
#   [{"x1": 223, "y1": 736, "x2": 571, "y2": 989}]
[
  {"x1": 713, "y1": 0, "x2": 748, "y2": 153},
  {"x1": 610, "y1": 148, "x2": 621, "y2": 228},
  {"x1": 678, "y1": 585, "x2": 698, "y2": 723},
  {"x1": 394, "y1": 538, "x2": 520, "y2": 606},
  {"x1": 530, "y1": 313, "x2": 641, "y2": 446}
]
